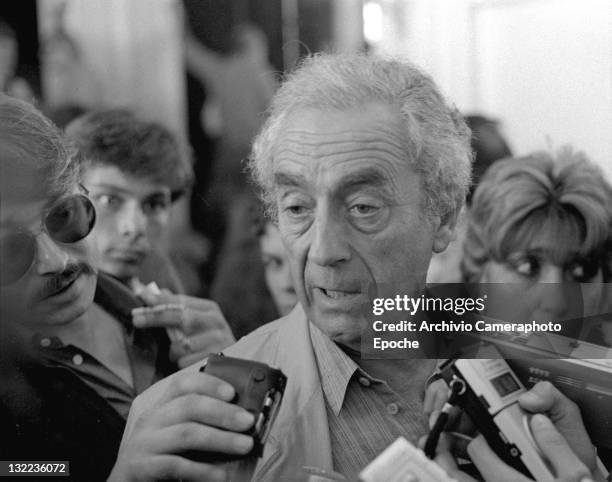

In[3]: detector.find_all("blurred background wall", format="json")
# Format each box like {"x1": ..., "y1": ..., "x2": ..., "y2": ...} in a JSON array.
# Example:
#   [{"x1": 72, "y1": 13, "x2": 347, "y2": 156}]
[
  {"x1": 4, "y1": 0, "x2": 603, "y2": 179},
  {"x1": 362, "y1": 0, "x2": 612, "y2": 180}
]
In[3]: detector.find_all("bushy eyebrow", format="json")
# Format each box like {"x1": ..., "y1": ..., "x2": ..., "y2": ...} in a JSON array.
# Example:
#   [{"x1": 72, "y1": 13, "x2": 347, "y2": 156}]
[
  {"x1": 273, "y1": 168, "x2": 389, "y2": 192},
  {"x1": 273, "y1": 172, "x2": 308, "y2": 188},
  {"x1": 336, "y1": 168, "x2": 388, "y2": 193}
]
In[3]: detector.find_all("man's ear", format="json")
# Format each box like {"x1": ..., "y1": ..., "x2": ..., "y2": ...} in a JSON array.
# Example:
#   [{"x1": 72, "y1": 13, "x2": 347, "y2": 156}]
[{"x1": 432, "y1": 207, "x2": 461, "y2": 254}]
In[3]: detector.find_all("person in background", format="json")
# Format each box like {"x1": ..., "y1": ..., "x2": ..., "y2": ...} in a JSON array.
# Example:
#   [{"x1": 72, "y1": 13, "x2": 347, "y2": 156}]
[
  {"x1": 66, "y1": 109, "x2": 235, "y2": 367},
  {"x1": 456, "y1": 146, "x2": 612, "y2": 478},
  {"x1": 0, "y1": 95, "x2": 169, "y2": 480},
  {"x1": 208, "y1": 192, "x2": 279, "y2": 338},
  {"x1": 0, "y1": 96, "x2": 239, "y2": 481},
  {"x1": 427, "y1": 114, "x2": 512, "y2": 284},
  {"x1": 462, "y1": 148, "x2": 611, "y2": 328},
  {"x1": 66, "y1": 109, "x2": 190, "y2": 293},
  {"x1": 256, "y1": 217, "x2": 298, "y2": 317}
]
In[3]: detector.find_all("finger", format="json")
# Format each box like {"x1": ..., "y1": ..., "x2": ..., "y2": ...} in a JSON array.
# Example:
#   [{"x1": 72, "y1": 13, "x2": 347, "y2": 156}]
[
  {"x1": 138, "y1": 455, "x2": 227, "y2": 482},
  {"x1": 157, "y1": 372, "x2": 237, "y2": 405},
  {"x1": 424, "y1": 379, "x2": 449, "y2": 417},
  {"x1": 182, "y1": 309, "x2": 231, "y2": 334},
  {"x1": 132, "y1": 305, "x2": 186, "y2": 329},
  {"x1": 519, "y1": 381, "x2": 595, "y2": 469},
  {"x1": 176, "y1": 330, "x2": 233, "y2": 357},
  {"x1": 152, "y1": 422, "x2": 254, "y2": 456},
  {"x1": 429, "y1": 410, "x2": 441, "y2": 429},
  {"x1": 467, "y1": 435, "x2": 531, "y2": 482},
  {"x1": 155, "y1": 291, "x2": 222, "y2": 313},
  {"x1": 178, "y1": 351, "x2": 216, "y2": 370},
  {"x1": 133, "y1": 306, "x2": 230, "y2": 334},
  {"x1": 155, "y1": 393, "x2": 255, "y2": 432},
  {"x1": 169, "y1": 331, "x2": 230, "y2": 365},
  {"x1": 518, "y1": 381, "x2": 581, "y2": 424},
  {"x1": 529, "y1": 414, "x2": 591, "y2": 480}
]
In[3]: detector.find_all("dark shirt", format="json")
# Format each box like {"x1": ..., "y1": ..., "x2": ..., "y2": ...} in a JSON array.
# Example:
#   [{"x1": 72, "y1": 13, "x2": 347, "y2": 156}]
[{"x1": 0, "y1": 273, "x2": 175, "y2": 481}]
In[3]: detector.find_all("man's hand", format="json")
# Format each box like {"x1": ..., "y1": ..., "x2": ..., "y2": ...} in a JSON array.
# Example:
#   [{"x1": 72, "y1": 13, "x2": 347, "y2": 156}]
[
  {"x1": 133, "y1": 289, "x2": 236, "y2": 368},
  {"x1": 108, "y1": 369, "x2": 255, "y2": 482}
]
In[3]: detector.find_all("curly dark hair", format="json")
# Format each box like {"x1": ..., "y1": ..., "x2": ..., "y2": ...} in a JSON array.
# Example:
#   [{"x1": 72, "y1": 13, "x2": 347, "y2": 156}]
[{"x1": 66, "y1": 109, "x2": 193, "y2": 200}]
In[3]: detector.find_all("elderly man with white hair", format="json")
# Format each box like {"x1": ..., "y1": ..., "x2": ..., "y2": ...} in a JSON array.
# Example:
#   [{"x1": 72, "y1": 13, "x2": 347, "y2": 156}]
[{"x1": 109, "y1": 54, "x2": 606, "y2": 482}]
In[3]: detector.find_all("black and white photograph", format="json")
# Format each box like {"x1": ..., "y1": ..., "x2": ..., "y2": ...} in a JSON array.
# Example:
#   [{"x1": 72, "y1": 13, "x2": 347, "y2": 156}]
[{"x1": 1, "y1": 0, "x2": 611, "y2": 481}]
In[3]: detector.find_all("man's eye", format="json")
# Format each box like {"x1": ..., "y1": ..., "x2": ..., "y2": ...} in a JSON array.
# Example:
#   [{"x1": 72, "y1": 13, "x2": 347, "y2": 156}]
[
  {"x1": 143, "y1": 198, "x2": 170, "y2": 214},
  {"x1": 349, "y1": 204, "x2": 379, "y2": 216},
  {"x1": 285, "y1": 205, "x2": 308, "y2": 217},
  {"x1": 95, "y1": 194, "x2": 122, "y2": 209}
]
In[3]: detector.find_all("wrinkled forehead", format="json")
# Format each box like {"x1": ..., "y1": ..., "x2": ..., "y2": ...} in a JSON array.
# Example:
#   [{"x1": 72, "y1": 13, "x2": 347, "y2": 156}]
[{"x1": 270, "y1": 104, "x2": 413, "y2": 193}]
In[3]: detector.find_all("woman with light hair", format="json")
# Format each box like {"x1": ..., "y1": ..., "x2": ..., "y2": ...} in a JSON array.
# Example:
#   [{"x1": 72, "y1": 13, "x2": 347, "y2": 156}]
[{"x1": 462, "y1": 147, "x2": 612, "y2": 344}]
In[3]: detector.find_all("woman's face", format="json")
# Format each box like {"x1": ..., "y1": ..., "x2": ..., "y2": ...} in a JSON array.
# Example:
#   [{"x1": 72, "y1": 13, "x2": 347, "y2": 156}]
[{"x1": 479, "y1": 227, "x2": 603, "y2": 325}]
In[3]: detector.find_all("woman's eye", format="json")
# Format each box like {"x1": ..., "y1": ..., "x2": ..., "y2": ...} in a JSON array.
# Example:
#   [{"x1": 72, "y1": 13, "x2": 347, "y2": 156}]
[
  {"x1": 567, "y1": 260, "x2": 600, "y2": 282},
  {"x1": 512, "y1": 256, "x2": 540, "y2": 278}
]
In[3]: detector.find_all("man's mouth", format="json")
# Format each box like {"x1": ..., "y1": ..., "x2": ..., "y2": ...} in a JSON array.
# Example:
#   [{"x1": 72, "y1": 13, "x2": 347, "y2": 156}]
[
  {"x1": 318, "y1": 287, "x2": 361, "y2": 300},
  {"x1": 45, "y1": 268, "x2": 82, "y2": 298}
]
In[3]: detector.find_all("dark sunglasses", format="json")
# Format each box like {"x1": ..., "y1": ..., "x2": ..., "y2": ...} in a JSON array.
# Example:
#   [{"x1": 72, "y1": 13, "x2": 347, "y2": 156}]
[{"x1": 0, "y1": 194, "x2": 96, "y2": 286}]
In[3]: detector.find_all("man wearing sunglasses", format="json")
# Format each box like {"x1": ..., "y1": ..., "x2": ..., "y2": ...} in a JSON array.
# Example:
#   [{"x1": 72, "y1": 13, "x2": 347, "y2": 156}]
[
  {"x1": 0, "y1": 95, "x2": 131, "y2": 479},
  {"x1": 0, "y1": 96, "x2": 234, "y2": 480}
]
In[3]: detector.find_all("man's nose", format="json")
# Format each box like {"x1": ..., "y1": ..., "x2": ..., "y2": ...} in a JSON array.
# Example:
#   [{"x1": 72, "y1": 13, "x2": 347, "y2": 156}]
[
  {"x1": 308, "y1": 208, "x2": 351, "y2": 267},
  {"x1": 35, "y1": 232, "x2": 69, "y2": 275},
  {"x1": 118, "y1": 203, "x2": 146, "y2": 238}
]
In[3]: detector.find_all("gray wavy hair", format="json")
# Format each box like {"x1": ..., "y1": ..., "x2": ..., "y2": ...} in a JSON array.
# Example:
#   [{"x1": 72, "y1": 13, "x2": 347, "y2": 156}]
[
  {"x1": 248, "y1": 53, "x2": 472, "y2": 221},
  {"x1": 462, "y1": 147, "x2": 612, "y2": 282}
]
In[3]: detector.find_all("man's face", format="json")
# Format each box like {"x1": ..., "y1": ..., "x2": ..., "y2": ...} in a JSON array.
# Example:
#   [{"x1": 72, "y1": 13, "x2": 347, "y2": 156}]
[
  {"x1": 272, "y1": 103, "x2": 455, "y2": 348},
  {"x1": 82, "y1": 165, "x2": 171, "y2": 282},
  {"x1": 0, "y1": 193, "x2": 98, "y2": 330},
  {"x1": 260, "y1": 222, "x2": 297, "y2": 316}
]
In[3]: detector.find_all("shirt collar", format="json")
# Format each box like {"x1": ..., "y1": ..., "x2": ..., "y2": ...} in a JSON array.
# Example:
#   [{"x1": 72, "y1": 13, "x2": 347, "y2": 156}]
[{"x1": 309, "y1": 322, "x2": 360, "y2": 416}]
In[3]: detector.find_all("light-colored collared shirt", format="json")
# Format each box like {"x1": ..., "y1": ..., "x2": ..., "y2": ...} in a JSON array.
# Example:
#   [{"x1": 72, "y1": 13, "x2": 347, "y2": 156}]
[
  {"x1": 310, "y1": 323, "x2": 435, "y2": 479},
  {"x1": 221, "y1": 304, "x2": 438, "y2": 481}
]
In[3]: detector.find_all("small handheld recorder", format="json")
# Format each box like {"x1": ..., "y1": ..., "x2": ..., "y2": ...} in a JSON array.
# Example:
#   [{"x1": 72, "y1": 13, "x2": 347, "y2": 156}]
[{"x1": 439, "y1": 345, "x2": 555, "y2": 481}]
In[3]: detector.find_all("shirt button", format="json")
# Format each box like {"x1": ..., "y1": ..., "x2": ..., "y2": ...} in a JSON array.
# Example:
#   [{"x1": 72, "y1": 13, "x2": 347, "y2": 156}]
[
  {"x1": 358, "y1": 376, "x2": 371, "y2": 387},
  {"x1": 387, "y1": 402, "x2": 399, "y2": 415},
  {"x1": 40, "y1": 338, "x2": 51, "y2": 348},
  {"x1": 72, "y1": 354, "x2": 84, "y2": 366}
]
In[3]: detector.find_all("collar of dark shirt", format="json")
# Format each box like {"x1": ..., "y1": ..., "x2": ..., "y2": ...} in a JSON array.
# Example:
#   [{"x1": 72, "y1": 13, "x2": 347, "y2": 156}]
[{"x1": 29, "y1": 273, "x2": 147, "y2": 352}]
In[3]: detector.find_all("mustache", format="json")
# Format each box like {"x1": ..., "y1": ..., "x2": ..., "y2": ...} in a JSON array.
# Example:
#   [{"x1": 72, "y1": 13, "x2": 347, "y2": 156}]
[{"x1": 40, "y1": 262, "x2": 96, "y2": 298}]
